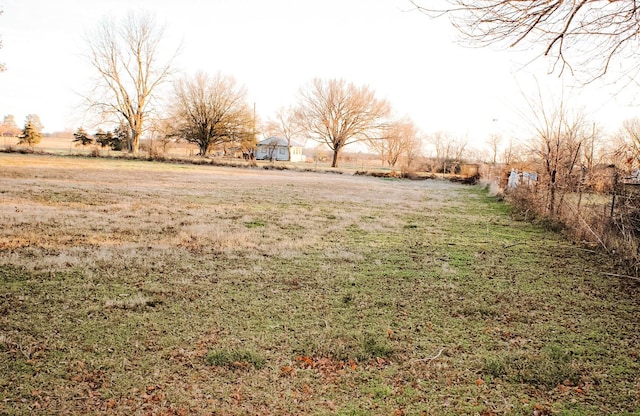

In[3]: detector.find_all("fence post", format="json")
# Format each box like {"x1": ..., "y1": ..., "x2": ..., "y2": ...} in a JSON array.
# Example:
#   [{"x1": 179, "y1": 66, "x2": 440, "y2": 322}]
[{"x1": 611, "y1": 171, "x2": 619, "y2": 218}]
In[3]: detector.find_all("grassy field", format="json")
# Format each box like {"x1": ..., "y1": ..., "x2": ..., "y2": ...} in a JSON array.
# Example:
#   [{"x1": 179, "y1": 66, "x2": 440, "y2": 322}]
[{"x1": 0, "y1": 153, "x2": 639, "y2": 415}]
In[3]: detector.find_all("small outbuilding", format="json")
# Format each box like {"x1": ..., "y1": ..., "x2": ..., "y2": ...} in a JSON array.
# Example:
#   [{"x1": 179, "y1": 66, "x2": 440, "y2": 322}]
[{"x1": 256, "y1": 137, "x2": 305, "y2": 162}]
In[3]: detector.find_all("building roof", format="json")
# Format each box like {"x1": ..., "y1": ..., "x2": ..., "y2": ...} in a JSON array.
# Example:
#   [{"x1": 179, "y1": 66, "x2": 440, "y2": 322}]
[{"x1": 257, "y1": 137, "x2": 304, "y2": 147}]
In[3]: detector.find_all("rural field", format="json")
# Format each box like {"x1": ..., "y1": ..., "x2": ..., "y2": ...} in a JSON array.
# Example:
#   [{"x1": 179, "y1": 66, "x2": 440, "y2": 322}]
[{"x1": 1, "y1": 153, "x2": 639, "y2": 415}]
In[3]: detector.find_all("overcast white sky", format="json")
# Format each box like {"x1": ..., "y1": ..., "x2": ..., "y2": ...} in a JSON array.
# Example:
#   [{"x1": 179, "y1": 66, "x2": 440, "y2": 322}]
[{"x1": 0, "y1": 0, "x2": 638, "y2": 147}]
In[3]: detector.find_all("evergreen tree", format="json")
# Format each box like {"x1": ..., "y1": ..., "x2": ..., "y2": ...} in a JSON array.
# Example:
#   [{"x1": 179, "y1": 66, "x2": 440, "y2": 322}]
[
  {"x1": 114, "y1": 122, "x2": 131, "y2": 151},
  {"x1": 17, "y1": 121, "x2": 42, "y2": 147},
  {"x1": 73, "y1": 127, "x2": 93, "y2": 146},
  {"x1": 95, "y1": 129, "x2": 113, "y2": 148},
  {"x1": 95, "y1": 129, "x2": 123, "y2": 151}
]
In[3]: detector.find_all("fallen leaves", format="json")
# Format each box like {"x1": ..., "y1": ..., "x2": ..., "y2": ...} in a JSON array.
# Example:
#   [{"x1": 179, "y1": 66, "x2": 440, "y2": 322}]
[
  {"x1": 532, "y1": 403, "x2": 552, "y2": 416},
  {"x1": 70, "y1": 361, "x2": 108, "y2": 392},
  {"x1": 280, "y1": 365, "x2": 295, "y2": 377},
  {"x1": 294, "y1": 355, "x2": 359, "y2": 380}
]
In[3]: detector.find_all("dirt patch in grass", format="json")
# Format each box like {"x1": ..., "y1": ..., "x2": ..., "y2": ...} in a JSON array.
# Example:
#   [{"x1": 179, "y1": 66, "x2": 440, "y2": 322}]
[{"x1": 1, "y1": 153, "x2": 639, "y2": 415}]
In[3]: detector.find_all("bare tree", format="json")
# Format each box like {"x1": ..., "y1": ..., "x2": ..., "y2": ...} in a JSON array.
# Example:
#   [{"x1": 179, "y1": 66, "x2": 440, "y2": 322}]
[
  {"x1": 486, "y1": 133, "x2": 502, "y2": 165},
  {"x1": 372, "y1": 117, "x2": 422, "y2": 168},
  {"x1": 366, "y1": 130, "x2": 389, "y2": 167},
  {"x1": 615, "y1": 118, "x2": 640, "y2": 171},
  {"x1": 238, "y1": 111, "x2": 257, "y2": 160},
  {"x1": 170, "y1": 71, "x2": 253, "y2": 156},
  {"x1": 502, "y1": 137, "x2": 527, "y2": 167},
  {"x1": 430, "y1": 131, "x2": 447, "y2": 172},
  {"x1": 25, "y1": 114, "x2": 43, "y2": 133},
  {"x1": 581, "y1": 123, "x2": 602, "y2": 172},
  {"x1": 524, "y1": 90, "x2": 587, "y2": 216},
  {"x1": 296, "y1": 78, "x2": 391, "y2": 168},
  {"x1": 264, "y1": 106, "x2": 304, "y2": 161},
  {"x1": 84, "y1": 11, "x2": 177, "y2": 154},
  {"x1": 413, "y1": 0, "x2": 640, "y2": 81},
  {"x1": 1, "y1": 115, "x2": 19, "y2": 137},
  {"x1": 148, "y1": 117, "x2": 176, "y2": 155},
  {"x1": 429, "y1": 131, "x2": 468, "y2": 173}
]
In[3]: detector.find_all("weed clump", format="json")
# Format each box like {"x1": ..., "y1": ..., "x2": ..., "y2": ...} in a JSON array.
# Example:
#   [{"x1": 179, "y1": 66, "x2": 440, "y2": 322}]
[
  {"x1": 295, "y1": 330, "x2": 394, "y2": 362},
  {"x1": 483, "y1": 343, "x2": 580, "y2": 389},
  {"x1": 206, "y1": 349, "x2": 266, "y2": 370},
  {"x1": 360, "y1": 335, "x2": 394, "y2": 361}
]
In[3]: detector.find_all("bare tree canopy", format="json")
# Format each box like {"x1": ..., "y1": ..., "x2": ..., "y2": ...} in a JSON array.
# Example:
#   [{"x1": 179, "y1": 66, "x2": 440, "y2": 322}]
[
  {"x1": 524, "y1": 89, "x2": 587, "y2": 216},
  {"x1": 486, "y1": 133, "x2": 502, "y2": 165},
  {"x1": 1, "y1": 115, "x2": 19, "y2": 137},
  {"x1": 170, "y1": 71, "x2": 253, "y2": 156},
  {"x1": 25, "y1": 114, "x2": 43, "y2": 133},
  {"x1": 429, "y1": 131, "x2": 468, "y2": 173},
  {"x1": 370, "y1": 117, "x2": 422, "y2": 168},
  {"x1": 296, "y1": 78, "x2": 391, "y2": 168},
  {"x1": 615, "y1": 118, "x2": 640, "y2": 170},
  {"x1": 84, "y1": 11, "x2": 177, "y2": 154},
  {"x1": 412, "y1": 0, "x2": 640, "y2": 80}
]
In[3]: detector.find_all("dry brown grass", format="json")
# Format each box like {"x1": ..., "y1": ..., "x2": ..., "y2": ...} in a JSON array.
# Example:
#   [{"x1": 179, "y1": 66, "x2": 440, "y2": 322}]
[{"x1": 0, "y1": 153, "x2": 445, "y2": 274}]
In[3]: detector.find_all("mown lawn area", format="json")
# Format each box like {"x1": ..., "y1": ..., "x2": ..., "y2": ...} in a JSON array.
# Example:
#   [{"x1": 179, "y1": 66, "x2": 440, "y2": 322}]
[{"x1": 1, "y1": 153, "x2": 639, "y2": 415}]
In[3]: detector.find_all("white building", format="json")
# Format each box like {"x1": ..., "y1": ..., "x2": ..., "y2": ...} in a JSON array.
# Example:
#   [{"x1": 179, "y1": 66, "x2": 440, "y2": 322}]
[{"x1": 256, "y1": 137, "x2": 305, "y2": 162}]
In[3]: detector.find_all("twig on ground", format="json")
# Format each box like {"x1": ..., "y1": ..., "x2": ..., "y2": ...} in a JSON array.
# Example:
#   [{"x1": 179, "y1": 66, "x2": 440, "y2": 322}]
[
  {"x1": 566, "y1": 245, "x2": 599, "y2": 254},
  {"x1": 412, "y1": 347, "x2": 445, "y2": 365},
  {"x1": 586, "y1": 269, "x2": 640, "y2": 282},
  {"x1": 503, "y1": 242, "x2": 526, "y2": 249},
  {"x1": 603, "y1": 272, "x2": 640, "y2": 283}
]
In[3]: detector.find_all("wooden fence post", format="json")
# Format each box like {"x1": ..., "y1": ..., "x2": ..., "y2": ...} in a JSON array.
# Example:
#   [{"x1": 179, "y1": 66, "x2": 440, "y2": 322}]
[{"x1": 611, "y1": 171, "x2": 619, "y2": 218}]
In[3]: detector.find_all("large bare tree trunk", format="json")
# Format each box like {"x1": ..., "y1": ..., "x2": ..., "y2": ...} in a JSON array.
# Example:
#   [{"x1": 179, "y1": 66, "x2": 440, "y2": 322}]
[
  {"x1": 549, "y1": 170, "x2": 557, "y2": 216},
  {"x1": 331, "y1": 147, "x2": 340, "y2": 168}
]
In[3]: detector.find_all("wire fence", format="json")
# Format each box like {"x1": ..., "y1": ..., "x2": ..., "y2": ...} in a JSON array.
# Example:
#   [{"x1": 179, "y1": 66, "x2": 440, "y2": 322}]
[{"x1": 504, "y1": 167, "x2": 640, "y2": 275}]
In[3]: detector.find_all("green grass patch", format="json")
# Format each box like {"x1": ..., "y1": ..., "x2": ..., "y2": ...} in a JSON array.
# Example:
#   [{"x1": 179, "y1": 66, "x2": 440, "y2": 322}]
[
  {"x1": 206, "y1": 349, "x2": 266, "y2": 370},
  {"x1": 244, "y1": 219, "x2": 266, "y2": 228},
  {"x1": 483, "y1": 343, "x2": 580, "y2": 389}
]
